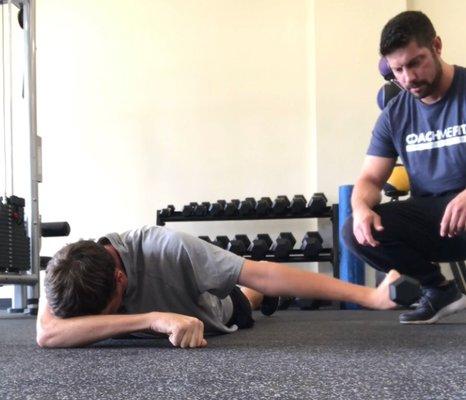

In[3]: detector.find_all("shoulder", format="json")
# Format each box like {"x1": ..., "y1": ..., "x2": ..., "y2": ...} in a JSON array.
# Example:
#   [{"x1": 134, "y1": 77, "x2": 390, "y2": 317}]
[{"x1": 453, "y1": 65, "x2": 466, "y2": 86}]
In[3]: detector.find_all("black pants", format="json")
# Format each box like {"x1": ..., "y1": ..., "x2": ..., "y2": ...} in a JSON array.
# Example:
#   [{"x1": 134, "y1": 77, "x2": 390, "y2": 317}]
[
  {"x1": 226, "y1": 286, "x2": 255, "y2": 329},
  {"x1": 341, "y1": 193, "x2": 466, "y2": 287}
]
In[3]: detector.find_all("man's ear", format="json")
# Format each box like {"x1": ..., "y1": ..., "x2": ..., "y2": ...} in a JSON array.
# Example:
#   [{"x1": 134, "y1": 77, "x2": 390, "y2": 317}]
[
  {"x1": 115, "y1": 269, "x2": 125, "y2": 284},
  {"x1": 432, "y1": 36, "x2": 442, "y2": 56}
]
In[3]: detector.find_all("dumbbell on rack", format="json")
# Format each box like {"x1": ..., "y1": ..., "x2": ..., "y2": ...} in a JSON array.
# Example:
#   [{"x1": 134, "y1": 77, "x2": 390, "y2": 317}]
[
  {"x1": 255, "y1": 197, "x2": 273, "y2": 216},
  {"x1": 159, "y1": 205, "x2": 175, "y2": 218},
  {"x1": 239, "y1": 198, "x2": 257, "y2": 217},
  {"x1": 272, "y1": 196, "x2": 291, "y2": 215},
  {"x1": 227, "y1": 235, "x2": 251, "y2": 256},
  {"x1": 300, "y1": 232, "x2": 323, "y2": 258},
  {"x1": 198, "y1": 232, "x2": 330, "y2": 262},
  {"x1": 194, "y1": 202, "x2": 211, "y2": 217},
  {"x1": 308, "y1": 193, "x2": 328, "y2": 214},
  {"x1": 199, "y1": 235, "x2": 250, "y2": 256},
  {"x1": 248, "y1": 234, "x2": 273, "y2": 260},
  {"x1": 291, "y1": 195, "x2": 307, "y2": 214},
  {"x1": 209, "y1": 200, "x2": 226, "y2": 217},
  {"x1": 271, "y1": 232, "x2": 296, "y2": 259},
  {"x1": 157, "y1": 192, "x2": 331, "y2": 225},
  {"x1": 224, "y1": 199, "x2": 240, "y2": 217},
  {"x1": 182, "y1": 202, "x2": 198, "y2": 217}
]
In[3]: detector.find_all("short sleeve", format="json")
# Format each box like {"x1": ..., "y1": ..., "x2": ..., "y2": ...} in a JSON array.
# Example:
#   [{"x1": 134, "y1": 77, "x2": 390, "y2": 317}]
[
  {"x1": 367, "y1": 110, "x2": 398, "y2": 158},
  {"x1": 175, "y1": 232, "x2": 245, "y2": 298}
]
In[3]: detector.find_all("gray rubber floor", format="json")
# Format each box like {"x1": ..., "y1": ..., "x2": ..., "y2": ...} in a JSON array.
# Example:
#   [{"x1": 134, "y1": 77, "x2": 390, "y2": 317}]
[{"x1": 1, "y1": 310, "x2": 465, "y2": 400}]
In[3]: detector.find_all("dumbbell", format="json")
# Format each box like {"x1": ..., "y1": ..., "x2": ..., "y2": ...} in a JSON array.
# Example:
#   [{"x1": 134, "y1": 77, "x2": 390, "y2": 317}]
[
  {"x1": 291, "y1": 195, "x2": 307, "y2": 214},
  {"x1": 213, "y1": 235, "x2": 230, "y2": 249},
  {"x1": 194, "y1": 202, "x2": 211, "y2": 217},
  {"x1": 182, "y1": 202, "x2": 199, "y2": 217},
  {"x1": 199, "y1": 235, "x2": 230, "y2": 249},
  {"x1": 271, "y1": 232, "x2": 296, "y2": 259},
  {"x1": 301, "y1": 232, "x2": 323, "y2": 258},
  {"x1": 209, "y1": 200, "x2": 226, "y2": 217},
  {"x1": 308, "y1": 193, "x2": 328, "y2": 214},
  {"x1": 272, "y1": 196, "x2": 291, "y2": 215},
  {"x1": 256, "y1": 197, "x2": 273, "y2": 216},
  {"x1": 239, "y1": 198, "x2": 257, "y2": 216},
  {"x1": 248, "y1": 234, "x2": 273, "y2": 260},
  {"x1": 199, "y1": 236, "x2": 213, "y2": 244},
  {"x1": 224, "y1": 199, "x2": 240, "y2": 217},
  {"x1": 389, "y1": 275, "x2": 422, "y2": 306},
  {"x1": 227, "y1": 235, "x2": 251, "y2": 256},
  {"x1": 160, "y1": 205, "x2": 175, "y2": 218}
]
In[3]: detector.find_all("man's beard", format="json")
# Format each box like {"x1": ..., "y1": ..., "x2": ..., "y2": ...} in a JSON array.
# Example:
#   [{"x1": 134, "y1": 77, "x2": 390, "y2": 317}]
[{"x1": 407, "y1": 55, "x2": 443, "y2": 99}]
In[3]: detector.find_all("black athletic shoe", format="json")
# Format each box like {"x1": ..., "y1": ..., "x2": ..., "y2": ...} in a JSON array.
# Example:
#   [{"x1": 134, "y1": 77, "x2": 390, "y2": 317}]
[
  {"x1": 399, "y1": 280, "x2": 466, "y2": 324},
  {"x1": 278, "y1": 296, "x2": 296, "y2": 310},
  {"x1": 261, "y1": 296, "x2": 279, "y2": 316}
]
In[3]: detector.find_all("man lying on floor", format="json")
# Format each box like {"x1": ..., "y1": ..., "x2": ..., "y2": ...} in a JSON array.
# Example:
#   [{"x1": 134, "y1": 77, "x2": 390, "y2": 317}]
[{"x1": 37, "y1": 225, "x2": 399, "y2": 349}]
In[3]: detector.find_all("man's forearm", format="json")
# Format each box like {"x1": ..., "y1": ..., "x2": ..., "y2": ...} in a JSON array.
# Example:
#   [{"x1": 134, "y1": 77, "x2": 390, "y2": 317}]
[
  {"x1": 37, "y1": 312, "x2": 154, "y2": 348},
  {"x1": 351, "y1": 178, "x2": 383, "y2": 212}
]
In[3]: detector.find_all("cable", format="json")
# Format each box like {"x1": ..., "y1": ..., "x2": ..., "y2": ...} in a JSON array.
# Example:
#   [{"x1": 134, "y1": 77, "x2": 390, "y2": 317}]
[
  {"x1": 2, "y1": 1, "x2": 8, "y2": 203},
  {"x1": 8, "y1": 0, "x2": 13, "y2": 195}
]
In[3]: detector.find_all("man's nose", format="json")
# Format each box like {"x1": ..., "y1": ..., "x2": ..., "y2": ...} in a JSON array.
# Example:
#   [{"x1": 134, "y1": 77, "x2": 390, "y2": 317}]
[{"x1": 403, "y1": 68, "x2": 418, "y2": 85}]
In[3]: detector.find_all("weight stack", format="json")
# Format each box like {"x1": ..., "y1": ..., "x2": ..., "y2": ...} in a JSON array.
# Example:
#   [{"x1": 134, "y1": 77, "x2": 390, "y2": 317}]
[{"x1": 0, "y1": 196, "x2": 31, "y2": 273}]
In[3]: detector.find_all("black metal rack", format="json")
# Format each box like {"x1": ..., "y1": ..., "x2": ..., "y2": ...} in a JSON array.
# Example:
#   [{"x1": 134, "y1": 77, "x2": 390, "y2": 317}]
[{"x1": 156, "y1": 201, "x2": 340, "y2": 278}]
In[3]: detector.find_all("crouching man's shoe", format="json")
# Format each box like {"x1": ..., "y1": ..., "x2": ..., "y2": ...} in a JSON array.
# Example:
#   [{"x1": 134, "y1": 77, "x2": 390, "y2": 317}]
[{"x1": 399, "y1": 280, "x2": 466, "y2": 324}]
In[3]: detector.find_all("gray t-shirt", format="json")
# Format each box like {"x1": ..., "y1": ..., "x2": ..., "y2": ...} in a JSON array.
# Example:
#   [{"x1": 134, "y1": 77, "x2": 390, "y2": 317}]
[
  {"x1": 104, "y1": 225, "x2": 245, "y2": 334},
  {"x1": 368, "y1": 65, "x2": 466, "y2": 197}
]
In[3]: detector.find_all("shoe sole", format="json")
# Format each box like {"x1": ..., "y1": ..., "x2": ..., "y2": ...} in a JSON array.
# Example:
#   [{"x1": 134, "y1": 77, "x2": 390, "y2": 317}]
[{"x1": 400, "y1": 294, "x2": 466, "y2": 325}]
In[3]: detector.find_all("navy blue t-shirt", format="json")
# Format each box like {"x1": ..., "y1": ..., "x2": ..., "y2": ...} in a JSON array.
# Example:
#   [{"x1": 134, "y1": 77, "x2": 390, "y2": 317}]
[{"x1": 368, "y1": 65, "x2": 466, "y2": 197}]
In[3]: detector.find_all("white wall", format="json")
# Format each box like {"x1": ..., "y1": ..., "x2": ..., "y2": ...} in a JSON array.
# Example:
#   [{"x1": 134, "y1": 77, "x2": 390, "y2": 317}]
[
  {"x1": 314, "y1": 0, "x2": 406, "y2": 203},
  {"x1": 36, "y1": 0, "x2": 317, "y2": 256},
  {"x1": 408, "y1": 0, "x2": 466, "y2": 67}
]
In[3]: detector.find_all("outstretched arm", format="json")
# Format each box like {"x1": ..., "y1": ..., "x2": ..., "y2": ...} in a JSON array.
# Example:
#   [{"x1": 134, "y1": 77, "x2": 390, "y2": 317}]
[{"x1": 238, "y1": 259, "x2": 398, "y2": 310}]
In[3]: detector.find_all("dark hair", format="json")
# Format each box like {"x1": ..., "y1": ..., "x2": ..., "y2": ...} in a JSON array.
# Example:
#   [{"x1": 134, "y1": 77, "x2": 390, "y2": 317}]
[
  {"x1": 44, "y1": 240, "x2": 117, "y2": 318},
  {"x1": 380, "y1": 11, "x2": 436, "y2": 56}
]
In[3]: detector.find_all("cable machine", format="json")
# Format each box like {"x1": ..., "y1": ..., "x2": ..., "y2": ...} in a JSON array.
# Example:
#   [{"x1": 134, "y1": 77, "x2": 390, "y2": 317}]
[{"x1": 1, "y1": 0, "x2": 69, "y2": 314}]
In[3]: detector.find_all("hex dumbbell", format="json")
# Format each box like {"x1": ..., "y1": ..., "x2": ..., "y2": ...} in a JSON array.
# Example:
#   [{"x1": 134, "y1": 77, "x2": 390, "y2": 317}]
[
  {"x1": 271, "y1": 232, "x2": 296, "y2": 259},
  {"x1": 256, "y1": 197, "x2": 273, "y2": 216},
  {"x1": 239, "y1": 198, "x2": 257, "y2": 216},
  {"x1": 389, "y1": 275, "x2": 422, "y2": 306},
  {"x1": 194, "y1": 202, "x2": 211, "y2": 217},
  {"x1": 248, "y1": 234, "x2": 273, "y2": 260},
  {"x1": 182, "y1": 202, "x2": 198, "y2": 217},
  {"x1": 209, "y1": 200, "x2": 226, "y2": 216},
  {"x1": 291, "y1": 195, "x2": 307, "y2": 214},
  {"x1": 272, "y1": 196, "x2": 291, "y2": 215},
  {"x1": 160, "y1": 205, "x2": 175, "y2": 218},
  {"x1": 224, "y1": 199, "x2": 240, "y2": 216},
  {"x1": 308, "y1": 193, "x2": 328, "y2": 214},
  {"x1": 227, "y1": 235, "x2": 251, "y2": 256},
  {"x1": 301, "y1": 232, "x2": 323, "y2": 258}
]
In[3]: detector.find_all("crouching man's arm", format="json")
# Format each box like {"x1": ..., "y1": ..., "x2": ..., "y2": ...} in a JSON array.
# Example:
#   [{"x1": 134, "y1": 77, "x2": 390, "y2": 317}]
[
  {"x1": 238, "y1": 259, "x2": 398, "y2": 310},
  {"x1": 36, "y1": 296, "x2": 207, "y2": 349}
]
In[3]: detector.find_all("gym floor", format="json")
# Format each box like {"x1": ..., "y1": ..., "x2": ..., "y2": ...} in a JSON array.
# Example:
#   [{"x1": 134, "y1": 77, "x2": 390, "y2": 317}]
[{"x1": 1, "y1": 310, "x2": 465, "y2": 400}]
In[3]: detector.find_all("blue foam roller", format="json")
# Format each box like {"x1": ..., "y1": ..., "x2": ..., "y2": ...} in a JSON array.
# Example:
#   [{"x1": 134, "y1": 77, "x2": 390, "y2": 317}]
[{"x1": 339, "y1": 185, "x2": 365, "y2": 309}]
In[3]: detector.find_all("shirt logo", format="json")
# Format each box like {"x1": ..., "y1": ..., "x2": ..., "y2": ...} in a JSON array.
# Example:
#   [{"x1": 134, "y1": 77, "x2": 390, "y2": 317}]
[{"x1": 405, "y1": 124, "x2": 466, "y2": 152}]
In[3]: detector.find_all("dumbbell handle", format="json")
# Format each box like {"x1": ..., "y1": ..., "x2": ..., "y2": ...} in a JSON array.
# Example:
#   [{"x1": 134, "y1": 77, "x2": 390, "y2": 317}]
[{"x1": 41, "y1": 222, "x2": 71, "y2": 237}]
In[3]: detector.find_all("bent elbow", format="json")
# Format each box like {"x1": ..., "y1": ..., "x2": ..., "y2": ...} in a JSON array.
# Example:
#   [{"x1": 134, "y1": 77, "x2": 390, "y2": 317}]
[
  {"x1": 36, "y1": 331, "x2": 53, "y2": 348},
  {"x1": 36, "y1": 326, "x2": 62, "y2": 348}
]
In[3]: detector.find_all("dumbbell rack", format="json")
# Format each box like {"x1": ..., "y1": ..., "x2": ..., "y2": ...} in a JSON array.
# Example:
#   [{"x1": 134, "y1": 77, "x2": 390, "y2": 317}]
[{"x1": 156, "y1": 203, "x2": 340, "y2": 279}]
